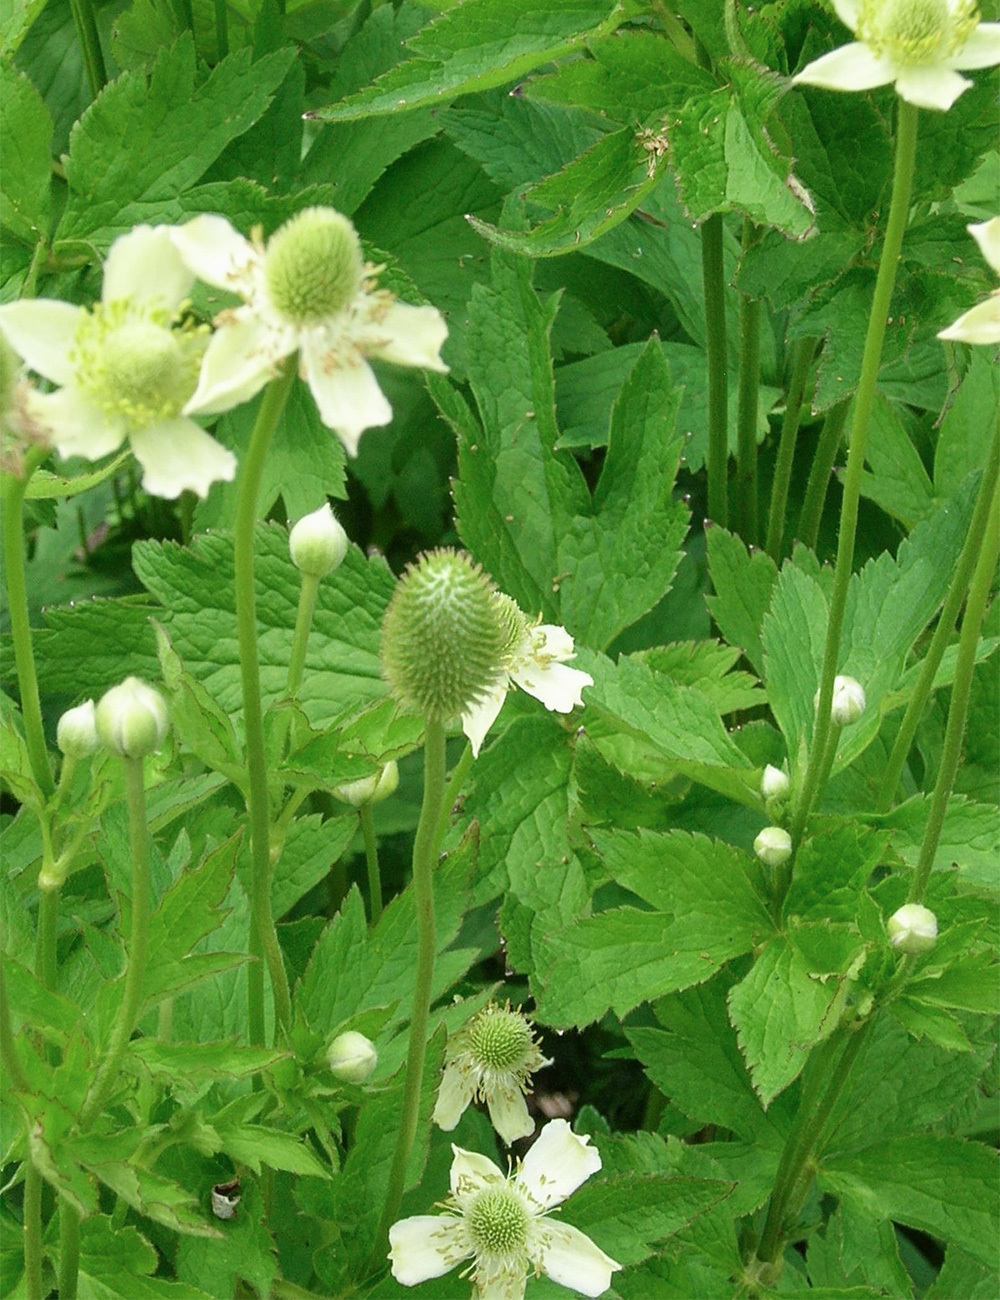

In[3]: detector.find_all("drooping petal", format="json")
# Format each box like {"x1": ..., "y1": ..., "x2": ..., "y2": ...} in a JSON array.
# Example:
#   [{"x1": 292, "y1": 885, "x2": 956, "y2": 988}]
[
  {"x1": 184, "y1": 315, "x2": 278, "y2": 416},
  {"x1": 830, "y1": 0, "x2": 861, "y2": 32},
  {"x1": 969, "y1": 218, "x2": 1000, "y2": 276},
  {"x1": 461, "y1": 678, "x2": 509, "y2": 758},
  {"x1": 946, "y1": 23, "x2": 1000, "y2": 71},
  {"x1": 511, "y1": 659, "x2": 593, "y2": 715},
  {"x1": 366, "y1": 302, "x2": 449, "y2": 372},
  {"x1": 433, "y1": 1063, "x2": 475, "y2": 1132},
  {"x1": 169, "y1": 215, "x2": 258, "y2": 295},
  {"x1": 486, "y1": 1086, "x2": 534, "y2": 1146},
  {"x1": 38, "y1": 388, "x2": 127, "y2": 461},
  {"x1": 103, "y1": 226, "x2": 193, "y2": 312},
  {"x1": 0, "y1": 300, "x2": 85, "y2": 386},
  {"x1": 300, "y1": 342, "x2": 392, "y2": 455},
  {"x1": 937, "y1": 293, "x2": 1000, "y2": 345},
  {"x1": 449, "y1": 1146, "x2": 505, "y2": 1204},
  {"x1": 530, "y1": 1220, "x2": 621, "y2": 1298},
  {"x1": 129, "y1": 417, "x2": 237, "y2": 499},
  {"x1": 893, "y1": 62, "x2": 970, "y2": 110},
  {"x1": 792, "y1": 42, "x2": 895, "y2": 92},
  {"x1": 517, "y1": 1120, "x2": 602, "y2": 1212},
  {"x1": 388, "y1": 1214, "x2": 468, "y2": 1286}
]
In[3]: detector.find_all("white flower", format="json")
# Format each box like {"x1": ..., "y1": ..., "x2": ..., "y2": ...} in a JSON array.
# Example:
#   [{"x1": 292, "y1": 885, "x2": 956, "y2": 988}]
[
  {"x1": 389, "y1": 1119, "x2": 621, "y2": 1300},
  {"x1": 938, "y1": 217, "x2": 1000, "y2": 344},
  {"x1": 169, "y1": 207, "x2": 449, "y2": 457},
  {"x1": 792, "y1": 0, "x2": 1000, "y2": 112},
  {"x1": 434, "y1": 1003, "x2": 551, "y2": 1145},
  {"x1": 462, "y1": 600, "x2": 594, "y2": 758},
  {"x1": 0, "y1": 227, "x2": 236, "y2": 499},
  {"x1": 754, "y1": 826, "x2": 793, "y2": 866},
  {"x1": 888, "y1": 902, "x2": 938, "y2": 952}
]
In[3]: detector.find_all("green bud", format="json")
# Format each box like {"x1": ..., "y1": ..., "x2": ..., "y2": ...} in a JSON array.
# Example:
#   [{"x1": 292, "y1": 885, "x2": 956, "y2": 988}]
[
  {"x1": 887, "y1": 903, "x2": 938, "y2": 954},
  {"x1": 327, "y1": 1030, "x2": 378, "y2": 1083},
  {"x1": 332, "y1": 760, "x2": 399, "y2": 808},
  {"x1": 289, "y1": 502, "x2": 349, "y2": 578},
  {"x1": 57, "y1": 700, "x2": 99, "y2": 758},
  {"x1": 754, "y1": 826, "x2": 792, "y2": 866},
  {"x1": 96, "y1": 676, "x2": 168, "y2": 758}
]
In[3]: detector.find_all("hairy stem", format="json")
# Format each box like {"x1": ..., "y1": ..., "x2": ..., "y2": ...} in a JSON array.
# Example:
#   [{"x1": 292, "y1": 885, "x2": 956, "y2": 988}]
[
  {"x1": 734, "y1": 222, "x2": 761, "y2": 542},
  {"x1": 702, "y1": 213, "x2": 729, "y2": 528},
  {"x1": 360, "y1": 804, "x2": 383, "y2": 924},
  {"x1": 68, "y1": 0, "x2": 107, "y2": 98},
  {"x1": 797, "y1": 399, "x2": 850, "y2": 551},
  {"x1": 766, "y1": 336, "x2": 818, "y2": 560}
]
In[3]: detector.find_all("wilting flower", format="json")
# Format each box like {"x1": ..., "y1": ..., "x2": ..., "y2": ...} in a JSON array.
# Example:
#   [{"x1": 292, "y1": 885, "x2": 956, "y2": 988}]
[
  {"x1": 938, "y1": 217, "x2": 1000, "y2": 344},
  {"x1": 389, "y1": 1119, "x2": 621, "y2": 1300},
  {"x1": 170, "y1": 207, "x2": 448, "y2": 456},
  {"x1": 434, "y1": 1002, "x2": 551, "y2": 1145},
  {"x1": 0, "y1": 227, "x2": 235, "y2": 498},
  {"x1": 462, "y1": 597, "x2": 594, "y2": 758},
  {"x1": 792, "y1": 0, "x2": 1000, "y2": 112}
]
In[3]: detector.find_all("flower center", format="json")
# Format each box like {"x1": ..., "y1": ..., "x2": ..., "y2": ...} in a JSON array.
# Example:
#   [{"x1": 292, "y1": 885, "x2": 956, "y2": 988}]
[
  {"x1": 469, "y1": 1008, "x2": 534, "y2": 1072},
  {"x1": 467, "y1": 1187, "x2": 529, "y2": 1259},
  {"x1": 265, "y1": 207, "x2": 364, "y2": 325},
  {"x1": 858, "y1": 0, "x2": 979, "y2": 64}
]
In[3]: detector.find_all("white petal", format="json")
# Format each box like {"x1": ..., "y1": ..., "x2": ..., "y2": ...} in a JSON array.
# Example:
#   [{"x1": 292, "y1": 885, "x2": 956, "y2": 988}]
[
  {"x1": 831, "y1": 0, "x2": 860, "y2": 32},
  {"x1": 388, "y1": 1214, "x2": 467, "y2": 1286},
  {"x1": 477, "y1": 1262, "x2": 528, "y2": 1300},
  {"x1": 792, "y1": 43, "x2": 895, "y2": 92},
  {"x1": 102, "y1": 226, "x2": 193, "y2": 311},
  {"x1": 486, "y1": 1086, "x2": 534, "y2": 1145},
  {"x1": 531, "y1": 1220, "x2": 621, "y2": 1298},
  {"x1": 129, "y1": 417, "x2": 237, "y2": 499},
  {"x1": 947, "y1": 24, "x2": 1000, "y2": 71},
  {"x1": 433, "y1": 1064, "x2": 475, "y2": 1131},
  {"x1": 894, "y1": 63, "x2": 970, "y2": 110},
  {"x1": 511, "y1": 658, "x2": 593, "y2": 715},
  {"x1": 38, "y1": 388, "x2": 127, "y2": 461},
  {"x1": 366, "y1": 302, "x2": 449, "y2": 372},
  {"x1": 184, "y1": 315, "x2": 279, "y2": 416},
  {"x1": 449, "y1": 1146, "x2": 504, "y2": 1203},
  {"x1": 0, "y1": 300, "x2": 84, "y2": 386},
  {"x1": 461, "y1": 678, "x2": 510, "y2": 758},
  {"x1": 516, "y1": 1120, "x2": 601, "y2": 1211},
  {"x1": 300, "y1": 342, "x2": 391, "y2": 456},
  {"x1": 969, "y1": 218, "x2": 1000, "y2": 276},
  {"x1": 169, "y1": 215, "x2": 258, "y2": 295},
  {"x1": 937, "y1": 294, "x2": 1000, "y2": 344}
]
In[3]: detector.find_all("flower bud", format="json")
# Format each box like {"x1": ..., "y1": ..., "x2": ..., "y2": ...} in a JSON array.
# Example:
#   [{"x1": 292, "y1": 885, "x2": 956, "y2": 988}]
[
  {"x1": 760, "y1": 764, "x2": 790, "y2": 802},
  {"x1": 754, "y1": 826, "x2": 793, "y2": 866},
  {"x1": 95, "y1": 677, "x2": 168, "y2": 758},
  {"x1": 289, "y1": 502, "x2": 349, "y2": 578},
  {"x1": 380, "y1": 549, "x2": 508, "y2": 721},
  {"x1": 887, "y1": 903, "x2": 938, "y2": 954},
  {"x1": 815, "y1": 675, "x2": 866, "y2": 726},
  {"x1": 56, "y1": 700, "x2": 99, "y2": 758},
  {"x1": 327, "y1": 1030, "x2": 378, "y2": 1083},
  {"x1": 332, "y1": 760, "x2": 399, "y2": 808}
]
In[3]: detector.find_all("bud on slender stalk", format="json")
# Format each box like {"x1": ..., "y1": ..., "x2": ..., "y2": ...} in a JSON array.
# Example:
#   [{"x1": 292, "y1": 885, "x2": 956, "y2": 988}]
[
  {"x1": 57, "y1": 700, "x2": 99, "y2": 758},
  {"x1": 888, "y1": 903, "x2": 938, "y2": 954},
  {"x1": 328, "y1": 1030, "x2": 378, "y2": 1083},
  {"x1": 754, "y1": 826, "x2": 793, "y2": 866},
  {"x1": 333, "y1": 761, "x2": 399, "y2": 808},
  {"x1": 289, "y1": 502, "x2": 349, "y2": 578},
  {"x1": 815, "y1": 675, "x2": 866, "y2": 726},
  {"x1": 95, "y1": 677, "x2": 169, "y2": 758},
  {"x1": 761, "y1": 764, "x2": 790, "y2": 802}
]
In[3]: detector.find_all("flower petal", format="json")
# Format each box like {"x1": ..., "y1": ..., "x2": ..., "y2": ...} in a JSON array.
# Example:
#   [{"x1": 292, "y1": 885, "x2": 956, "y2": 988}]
[
  {"x1": 937, "y1": 293, "x2": 1000, "y2": 345},
  {"x1": 516, "y1": 1119, "x2": 601, "y2": 1212},
  {"x1": 894, "y1": 63, "x2": 970, "y2": 110},
  {"x1": 169, "y1": 215, "x2": 258, "y2": 295},
  {"x1": 366, "y1": 302, "x2": 449, "y2": 372},
  {"x1": 477, "y1": 1261, "x2": 528, "y2": 1300},
  {"x1": 449, "y1": 1146, "x2": 505, "y2": 1204},
  {"x1": 792, "y1": 43, "x2": 895, "y2": 92},
  {"x1": 184, "y1": 315, "x2": 278, "y2": 416},
  {"x1": 461, "y1": 677, "x2": 509, "y2": 758},
  {"x1": 388, "y1": 1214, "x2": 468, "y2": 1286},
  {"x1": 830, "y1": 0, "x2": 860, "y2": 32},
  {"x1": 511, "y1": 629, "x2": 593, "y2": 713},
  {"x1": 129, "y1": 417, "x2": 237, "y2": 499},
  {"x1": 38, "y1": 388, "x2": 127, "y2": 461},
  {"x1": 947, "y1": 23, "x2": 1000, "y2": 71},
  {"x1": 300, "y1": 343, "x2": 392, "y2": 455},
  {"x1": 486, "y1": 1086, "x2": 534, "y2": 1146},
  {"x1": 0, "y1": 300, "x2": 85, "y2": 386},
  {"x1": 433, "y1": 1063, "x2": 475, "y2": 1132},
  {"x1": 969, "y1": 218, "x2": 1000, "y2": 277},
  {"x1": 530, "y1": 1220, "x2": 621, "y2": 1298},
  {"x1": 102, "y1": 226, "x2": 193, "y2": 311}
]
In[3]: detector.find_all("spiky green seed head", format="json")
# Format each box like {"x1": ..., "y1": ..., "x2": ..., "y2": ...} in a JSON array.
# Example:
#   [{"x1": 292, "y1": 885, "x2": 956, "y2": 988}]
[
  {"x1": 468, "y1": 1006, "x2": 535, "y2": 1072},
  {"x1": 380, "y1": 549, "x2": 508, "y2": 721},
  {"x1": 265, "y1": 207, "x2": 364, "y2": 324},
  {"x1": 467, "y1": 1186, "x2": 529, "y2": 1258},
  {"x1": 492, "y1": 592, "x2": 528, "y2": 663}
]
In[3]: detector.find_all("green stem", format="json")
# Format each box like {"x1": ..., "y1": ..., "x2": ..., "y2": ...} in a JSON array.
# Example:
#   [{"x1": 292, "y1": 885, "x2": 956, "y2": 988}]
[
  {"x1": 286, "y1": 572, "x2": 319, "y2": 701},
  {"x1": 790, "y1": 102, "x2": 919, "y2": 853},
  {"x1": 433, "y1": 740, "x2": 474, "y2": 857},
  {"x1": 798, "y1": 399, "x2": 850, "y2": 552},
  {"x1": 234, "y1": 366, "x2": 296, "y2": 1045},
  {"x1": 734, "y1": 222, "x2": 761, "y2": 543},
  {"x1": 58, "y1": 1201, "x2": 80, "y2": 1300},
  {"x1": 2, "y1": 448, "x2": 55, "y2": 801},
  {"x1": 766, "y1": 336, "x2": 818, "y2": 561},
  {"x1": 876, "y1": 421, "x2": 1000, "y2": 812},
  {"x1": 0, "y1": 967, "x2": 28, "y2": 1094},
  {"x1": 213, "y1": 0, "x2": 229, "y2": 58},
  {"x1": 702, "y1": 213, "x2": 729, "y2": 528},
  {"x1": 648, "y1": 0, "x2": 697, "y2": 60},
  {"x1": 360, "y1": 804, "x2": 383, "y2": 924},
  {"x1": 907, "y1": 474, "x2": 1000, "y2": 904},
  {"x1": 35, "y1": 888, "x2": 58, "y2": 993},
  {"x1": 68, "y1": 0, "x2": 107, "y2": 98},
  {"x1": 78, "y1": 757, "x2": 152, "y2": 1129},
  {"x1": 372, "y1": 719, "x2": 447, "y2": 1263},
  {"x1": 23, "y1": 1162, "x2": 44, "y2": 1300}
]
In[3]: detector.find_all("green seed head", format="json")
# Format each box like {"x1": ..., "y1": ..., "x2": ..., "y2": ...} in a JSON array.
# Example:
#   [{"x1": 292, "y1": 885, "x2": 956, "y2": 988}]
[
  {"x1": 468, "y1": 1006, "x2": 535, "y2": 1072},
  {"x1": 380, "y1": 550, "x2": 508, "y2": 721},
  {"x1": 859, "y1": 0, "x2": 977, "y2": 63},
  {"x1": 265, "y1": 207, "x2": 364, "y2": 325},
  {"x1": 493, "y1": 593, "x2": 528, "y2": 662},
  {"x1": 467, "y1": 1186, "x2": 529, "y2": 1258}
]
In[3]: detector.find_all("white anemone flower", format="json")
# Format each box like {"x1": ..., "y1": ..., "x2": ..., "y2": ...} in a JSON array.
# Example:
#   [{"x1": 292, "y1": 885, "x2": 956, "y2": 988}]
[
  {"x1": 462, "y1": 597, "x2": 594, "y2": 758},
  {"x1": 169, "y1": 207, "x2": 449, "y2": 456},
  {"x1": 389, "y1": 1119, "x2": 621, "y2": 1300},
  {"x1": 792, "y1": 0, "x2": 1000, "y2": 112},
  {"x1": 938, "y1": 218, "x2": 1000, "y2": 344},
  {"x1": 0, "y1": 226, "x2": 235, "y2": 499}
]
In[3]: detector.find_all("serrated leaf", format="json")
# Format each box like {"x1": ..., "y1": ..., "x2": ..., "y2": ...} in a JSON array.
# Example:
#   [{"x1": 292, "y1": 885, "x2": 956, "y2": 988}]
[
  {"x1": 87, "y1": 1157, "x2": 221, "y2": 1238},
  {"x1": 890, "y1": 998, "x2": 972, "y2": 1052},
  {"x1": 78, "y1": 1214, "x2": 216, "y2": 1300},
  {"x1": 128, "y1": 1040, "x2": 288, "y2": 1081},
  {"x1": 0, "y1": 62, "x2": 53, "y2": 244},
  {"x1": 215, "y1": 1124, "x2": 329, "y2": 1178},
  {"x1": 705, "y1": 526, "x2": 779, "y2": 678},
  {"x1": 784, "y1": 820, "x2": 887, "y2": 924}
]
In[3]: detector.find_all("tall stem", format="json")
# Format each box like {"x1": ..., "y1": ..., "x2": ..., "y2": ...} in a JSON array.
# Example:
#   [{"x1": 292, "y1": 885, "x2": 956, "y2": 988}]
[
  {"x1": 213, "y1": 0, "x2": 230, "y2": 58},
  {"x1": 360, "y1": 805, "x2": 383, "y2": 924},
  {"x1": 23, "y1": 1162, "x2": 44, "y2": 1299},
  {"x1": 876, "y1": 421, "x2": 1000, "y2": 811},
  {"x1": 58, "y1": 1201, "x2": 80, "y2": 1300},
  {"x1": 372, "y1": 719, "x2": 447, "y2": 1260},
  {"x1": 702, "y1": 214, "x2": 729, "y2": 528},
  {"x1": 798, "y1": 399, "x2": 850, "y2": 551},
  {"x1": 907, "y1": 474, "x2": 999, "y2": 904},
  {"x1": 234, "y1": 366, "x2": 296, "y2": 1045},
  {"x1": 68, "y1": 0, "x2": 107, "y2": 98},
  {"x1": 766, "y1": 336, "x2": 818, "y2": 561},
  {"x1": 790, "y1": 102, "x2": 919, "y2": 852},
  {"x1": 734, "y1": 222, "x2": 761, "y2": 543},
  {"x1": 433, "y1": 740, "x2": 474, "y2": 857}
]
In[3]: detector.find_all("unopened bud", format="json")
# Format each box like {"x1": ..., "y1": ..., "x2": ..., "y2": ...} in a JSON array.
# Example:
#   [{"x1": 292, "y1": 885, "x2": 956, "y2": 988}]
[
  {"x1": 761, "y1": 764, "x2": 790, "y2": 802},
  {"x1": 332, "y1": 760, "x2": 399, "y2": 807},
  {"x1": 815, "y1": 675, "x2": 866, "y2": 726},
  {"x1": 754, "y1": 826, "x2": 792, "y2": 866},
  {"x1": 95, "y1": 677, "x2": 168, "y2": 758},
  {"x1": 327, "y1": 1030, "x2": 378, "y2": 1083},
  {"x1": 887, "y1": 903, "x2": 937, "y2": 954},
  {"x1": 57, "y1": 700, "x2": 99, "y2": 758},
  {"x1": 289, "y1": 502, "x2": 349, "y2": 578}
]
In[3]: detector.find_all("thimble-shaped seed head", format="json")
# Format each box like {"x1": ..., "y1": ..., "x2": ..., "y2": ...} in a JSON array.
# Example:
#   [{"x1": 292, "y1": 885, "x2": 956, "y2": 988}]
[
  {"x1": 264, "y1": 208, "x2": 364, "y2": 325},
  {"x1": 380, "y1": 550, "x2": 508, "y2": 721}
]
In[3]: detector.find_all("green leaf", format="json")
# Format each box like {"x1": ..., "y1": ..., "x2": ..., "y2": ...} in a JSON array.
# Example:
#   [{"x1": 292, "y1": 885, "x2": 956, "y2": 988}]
[
  {"x1": 175, "y1": 1179, "x2": 277, "y2": 1300},
  {"x1": 87, "y1": 1156, "x2": 221, "y2": 1238},
  {"x1": 24, "y1": 451, "x2": 132, "y2": 501},
  {"x1": 927, "y1": 1246, "x2": 1000, "y2": 1300},
  {"x1": 154, "y1": 622, "x2": 243, "y2": 785},
  {"x1": 78, "y1": 1215, "x2": 216, "y2": 1300},
  {"x1": 935, "y1": 351, "x2": 1000, "y2": 502},
  {"x1": 0, "y1": 62, "x2": 52, "y2": 244},
  {"x1": 705, "y1": 526, "x2": 779, "y2": 678},
  {"x1": 784, "y1": 820, "x2": 887, "y2": 924},
  {"x1": 128, "y1": 1040, "x2": 288, "y2": 1082},
  {"x1": 858, "y1": 395, "x2": 935, "y2": 528},
  {"x1": 272, "y1": 812, "x2": 357, "y2": 920},
  {"x1": 890, "y1": 998, "x2": 972, "y2": 1052},
  {"x1": 215, "y1": 1124, "x2": 329, "y2": 1178}
]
